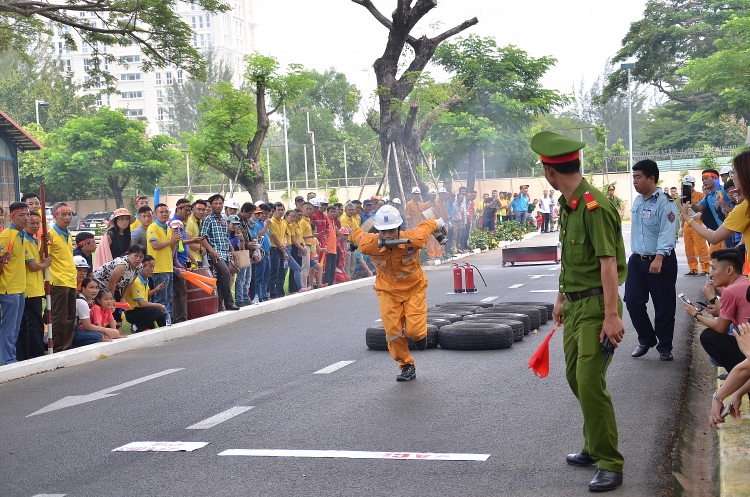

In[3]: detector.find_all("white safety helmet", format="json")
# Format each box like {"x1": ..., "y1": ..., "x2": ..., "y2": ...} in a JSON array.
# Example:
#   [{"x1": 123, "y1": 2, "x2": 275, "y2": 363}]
[
  {"x1": 683, "y1": 175, "x2": 696, "y2": 184},
  {"x1": 411, "y1": 187, "x2": 421, "y2": 194},
  {"x1": 310, "y1": 198, "x2": 320, "y2": 207},
  {"x1": 74, "y1": 255, "x2": 89, "y2": 268},
  {"x1": 428, "y1": 188, "x2": 437, "y2": 195},
  {"x1": 382, "y1": 196, "x2": 390, "y2": 203},
  {"x1": 438, "y1": 187, "x2": 447, "y2": 193},
  {"x1": 374, "y1": 205, "x2": 403, "y2": 230},
  {"x1": 319, "y1": 196, "x2": 328, "y2": 204},
  {"x1": 391, "y1": 198, "x2": 402, "y2": 205},
  {"x1": 721, "y1": 166, "x2": 733, "y2": 175},
  {"x1": 224, "y1": 198, "x2": 240, "y2": 210}
]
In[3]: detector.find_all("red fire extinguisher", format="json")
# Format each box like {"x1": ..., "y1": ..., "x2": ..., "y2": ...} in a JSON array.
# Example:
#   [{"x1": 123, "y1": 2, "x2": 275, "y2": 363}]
[
  {"x1": 464, "y1": 263, "x2": 487, "y2": 293},
  {"x1": 453, "y1": 263, "x2": 464, "y2": 293}
]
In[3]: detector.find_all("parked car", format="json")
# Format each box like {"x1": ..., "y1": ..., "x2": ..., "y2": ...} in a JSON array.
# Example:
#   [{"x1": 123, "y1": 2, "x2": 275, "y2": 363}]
[{"x1": 78, "y1": 211, "x2": 113, "y2": 231}]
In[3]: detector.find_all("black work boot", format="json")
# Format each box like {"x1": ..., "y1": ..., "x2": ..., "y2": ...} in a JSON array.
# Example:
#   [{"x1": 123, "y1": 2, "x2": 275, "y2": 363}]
[{"x1": 396, "y1": 364, "x2": 416, "y2": 381}]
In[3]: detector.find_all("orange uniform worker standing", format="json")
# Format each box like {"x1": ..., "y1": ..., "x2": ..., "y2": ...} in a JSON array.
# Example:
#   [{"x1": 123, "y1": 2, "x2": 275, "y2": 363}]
[
  {"x1": 349, "y1": 204, "x2": 444, "y2": 381},
  {"x1": 404, "y1": 187, "x2": 423, "y2": 230},
  {"x1": 681, "y1": 175, "x2": 710, "y2": 275}
]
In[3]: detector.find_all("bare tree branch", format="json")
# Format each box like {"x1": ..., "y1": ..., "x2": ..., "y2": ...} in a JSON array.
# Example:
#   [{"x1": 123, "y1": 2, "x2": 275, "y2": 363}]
[
  {"x1": 654, "y1": 81, "x2": 716, "y2": 103},
  {"x1": 351, "y1": 0, "x2": 418, "y2": 44},
  {"x1": 431, "y1": 17, "x2": 478, "y2": 45}
]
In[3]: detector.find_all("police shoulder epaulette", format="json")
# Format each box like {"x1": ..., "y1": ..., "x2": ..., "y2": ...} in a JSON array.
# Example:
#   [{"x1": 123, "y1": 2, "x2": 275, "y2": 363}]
[{"x1": 583, "y1": 191, "x2": 598, "y2": 210}]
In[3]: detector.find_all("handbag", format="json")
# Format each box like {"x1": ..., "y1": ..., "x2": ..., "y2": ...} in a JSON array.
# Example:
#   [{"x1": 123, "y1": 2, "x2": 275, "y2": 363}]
[
  {"x1": 228, "y1": 259, "x2": 240, "y2": 274},
  {"x1": 233, "y1": 249, "x2": 251, "y2": 269}
]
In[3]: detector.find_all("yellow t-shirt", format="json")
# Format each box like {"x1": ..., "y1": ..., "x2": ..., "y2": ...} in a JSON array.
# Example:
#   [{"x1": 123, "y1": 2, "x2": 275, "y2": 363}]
[
  {"x1": 0, "y1": 228, "x2": 27, "y2": 294},
  {"x1": 722, "y1": 200, "x2": 750, "y2": 243},
  {"x1": 130, "y1": 219, "x2": 141, "y2": 232},
  {"x1": 301, "y1": 216, "x2": 314, "y2": 246},
  {"x1": 126, "y1": 274, "x2": 148, "y2": 309},
  {"x1": 269, "y1": 217, "x2": 286, "y2": 248},
  {"x1": 49, "y1": 224, "x2": 76, "y2": 288},
  {"x1": 24, "y1": 236, "x2": 44, "y2": 298},
  {"x1": 186, "y1": 214, "x2": 202, "y2": 263},
  {"x1": 339, "y1": 214, "x2": 360, "y2": 230},
  {"x1": 147, "y1": 220, "x2": 173, "y2": 274}
]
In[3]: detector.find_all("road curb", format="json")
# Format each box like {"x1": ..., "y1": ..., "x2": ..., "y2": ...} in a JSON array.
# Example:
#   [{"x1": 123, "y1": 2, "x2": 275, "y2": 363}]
[
  {"x1": 0, "y1": 276, "x2": 375, "y2": 384},
  {"x1": 717, "y1": 370, "x2": 750, "y2": 496}
]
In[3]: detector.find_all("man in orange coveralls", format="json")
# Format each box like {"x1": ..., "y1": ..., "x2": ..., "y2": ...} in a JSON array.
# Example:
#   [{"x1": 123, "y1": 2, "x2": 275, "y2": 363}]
[{"x1": 349, "y1": 204, "x2": 445, "y2": 381}]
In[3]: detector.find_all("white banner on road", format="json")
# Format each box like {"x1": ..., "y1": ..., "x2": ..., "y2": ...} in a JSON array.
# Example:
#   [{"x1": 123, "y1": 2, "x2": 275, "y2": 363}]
[
  {"x1": 113, "y1": 441, "x2": 209, "y2": 452},
  {"x1": 218, "y1": 449, "x2": 490, "y2": 461}
]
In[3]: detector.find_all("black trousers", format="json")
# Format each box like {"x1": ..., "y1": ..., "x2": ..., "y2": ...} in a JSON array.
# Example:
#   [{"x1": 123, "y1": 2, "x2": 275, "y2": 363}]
[
  {"x1": 211, "y1": 258, "x2": 234, "y2": 308},
  {"x1": 125, "y1": 307, "x2": 167, "y2": 331},
  {"x1": 624, "y1": 251, "x2": 678, "y2": 352},
  {"x1": 324, "y1": 251, "x2": 339, "y2": 286},
  {"x1": 700, "y1": 328, "x2": 746, "y2": 371},
  {"x1": 542, "y1": 213, "x2": 551, "y2": 232},
  {"x1": 172, "y1": 270, "x2": 188, "y2": 323},
  {"x1": 16, "y1": 296, "x2": 44, "y2": 361}
]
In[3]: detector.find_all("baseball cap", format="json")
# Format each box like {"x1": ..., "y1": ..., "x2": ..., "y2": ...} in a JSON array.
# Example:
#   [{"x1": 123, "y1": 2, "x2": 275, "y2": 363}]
[
  {"x1": 295, "y1": 196, "x2": 304, "y2": 202},
  {"x1": 363, "y1": 199, "x2": 372, "y2": 206},
  {"x1": 74, "y1": 255, "x2": 89, "y2": 268},
  {"x1": 224, "y1": 198, "x2": 240, "y2": 210},
  {"x1": 310, "y1": 198, "x2": 320, "y2": 207},
  {"x1": 721, "y1": 166, "x2": 733, "y2": 175},
  {"x1": 319, "y1": 197, "x2": 328, "y2": 204},
  {"x1": 684, "y1": 174, "x2": 696, "y2": 183},
  {"x1": 226, "y1": 214, "x2": 241, "y2": 224}
]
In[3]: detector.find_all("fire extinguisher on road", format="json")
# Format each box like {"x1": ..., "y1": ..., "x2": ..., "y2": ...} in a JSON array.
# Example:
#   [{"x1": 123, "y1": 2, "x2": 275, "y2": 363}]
[
  {"x1": 453, "y1": 263, "x2": 464, "y2": 293},
  {"x1": 464, "y1": 263, "x2": 487, "y2": 293}
]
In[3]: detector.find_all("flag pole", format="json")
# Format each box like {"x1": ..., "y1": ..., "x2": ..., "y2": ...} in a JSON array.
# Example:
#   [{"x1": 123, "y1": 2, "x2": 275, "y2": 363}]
[{"x1": 40, "y1": 184, "x2": 53, "y2": 354}]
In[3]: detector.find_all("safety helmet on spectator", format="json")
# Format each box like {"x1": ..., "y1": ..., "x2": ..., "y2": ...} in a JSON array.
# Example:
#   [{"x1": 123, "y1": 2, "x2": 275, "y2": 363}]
[
  {"x1": 225, "y1": 198, "x2": 240, "y2": 210},
  {"x1": 411, "y1": 187, "x2": 421, "y2": 194},
  {"x1": 684, "y1": 175, "x2": 696, "y2": 184},
  {"x1": 74, "y1": 255, "x2": 89, "y2": 268},
  {"x1": 374, "y1": 205, "x2": 403, "y2": 230}
]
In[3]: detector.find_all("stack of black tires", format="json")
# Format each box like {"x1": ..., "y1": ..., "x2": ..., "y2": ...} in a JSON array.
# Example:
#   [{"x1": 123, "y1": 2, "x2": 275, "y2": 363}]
[{"x1": 365, "y1": 301, "x2": 554, "y2": 351}]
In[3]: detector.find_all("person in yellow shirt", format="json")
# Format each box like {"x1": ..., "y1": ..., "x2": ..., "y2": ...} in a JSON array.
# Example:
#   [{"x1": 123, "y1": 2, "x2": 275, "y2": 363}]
[
  {"x1": 0, "y1": 202, "x2": 30, "y2": 364},
  {"x1": 129, "y1": 195, "x2": 150, "y2": 231},
  {"x1": 186, "y1": 199, "x2": 208, "y2": 267},
  {"x1": 340, "y1": 202, "x2": 360, "y2": 277},
  {"x1": 284, "y1": 210, "x2": 304, "y2": 293},
  {"x1": 300, "y1": 203, "x2": 316, "y2": 289},
  {"x1": 17, "y1": 211, "x2": 51, "y2": 361},
  {"x1": 124, "y1": 255, "x2": 167, "y2": 332},
  {"x1": 268, "y1": 202, "x2": 288, "y2": 298},
  {"x1": 49, "y1": 202, "x2": 78, "y2": 352},
  {"x1": 147, "y1": 203, "x2": 181, "y2": 321}
]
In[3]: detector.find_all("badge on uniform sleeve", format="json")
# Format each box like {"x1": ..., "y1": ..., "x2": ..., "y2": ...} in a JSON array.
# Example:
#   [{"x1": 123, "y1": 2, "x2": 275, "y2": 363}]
[
  {"x1": 583, "y1": 191, "x2": 598, "y2": 210},
  {"x1": 569, "y1": 196, "x2": 579, "y2": 209},
  {"x1": 667, "y1": 211, "x2": 676, "y2": 223}
]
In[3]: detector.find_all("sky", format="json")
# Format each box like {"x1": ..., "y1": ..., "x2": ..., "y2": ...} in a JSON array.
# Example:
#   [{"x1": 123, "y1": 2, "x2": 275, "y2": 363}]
[{"x1": 252, "y1": 0, "x2": 648, "y2": 116}]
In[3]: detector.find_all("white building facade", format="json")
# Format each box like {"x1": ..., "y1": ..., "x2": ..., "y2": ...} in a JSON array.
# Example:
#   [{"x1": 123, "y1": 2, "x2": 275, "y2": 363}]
[{"x1": 48, "y1": 0, "x2": 257, "y2": 136}]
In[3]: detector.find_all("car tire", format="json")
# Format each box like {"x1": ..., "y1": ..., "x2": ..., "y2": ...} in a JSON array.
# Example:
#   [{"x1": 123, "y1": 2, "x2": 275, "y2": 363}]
[
  {"x1": 365, "y1": 324, "x2": 439, "y2": 351},
  {"x1": 460, "y1": 316, "x2": 524, "y2": 342},
  {"x1": 438, "y1": 322, "x2": 513, "y2": 350},
  {"x1": 480, "y1": 306, "x2": 542, "y2": 331}
]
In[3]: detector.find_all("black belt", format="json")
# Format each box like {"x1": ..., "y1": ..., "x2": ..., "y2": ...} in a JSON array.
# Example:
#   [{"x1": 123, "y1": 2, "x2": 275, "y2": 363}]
[
  {"x1": 632, "y1": 253, "x2": 656, "y2": 261},
  {"x1": 564, "y1": 287, "x2": 604, "y2": 302}
]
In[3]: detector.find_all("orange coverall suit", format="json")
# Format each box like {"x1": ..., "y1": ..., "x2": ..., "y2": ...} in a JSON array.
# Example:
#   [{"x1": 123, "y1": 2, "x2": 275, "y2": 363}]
[
  {"x1": 350, "y1": 219, "x2": 438, "y2": 368},
  {"x1": 405, "y1": 199, "x2": 423, "y2": 230},
  {"x1": 684, "y1": 190, "x2": 710, "y2": 273},
  {"x1": 421, "y1": 199, "x2": 444, "y2": 258}
]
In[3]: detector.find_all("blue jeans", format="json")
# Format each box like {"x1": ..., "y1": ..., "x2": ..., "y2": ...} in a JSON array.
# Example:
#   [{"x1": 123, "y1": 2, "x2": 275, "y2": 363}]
[
  {"x1": 234, "y1": 266, "x2": 252, "y2": 303},
  {"x1": 286, "y1": 247, "x2": 302, "y2": 290},
  {"x1": 151, "y1": 272, "x2": 173, "y2": 319},
  {"x1": 255, "y1": 253, "x2": 270, "y2": 302},
  {"x1": 269, "y1": 248, "x2": 287, "y2": 298},
  {"x1": 0, "y1": 293, "x2": 25, "y2": 365},
  {"x1": 72, "y1": 328, "x2": 103, "y2": 348}
]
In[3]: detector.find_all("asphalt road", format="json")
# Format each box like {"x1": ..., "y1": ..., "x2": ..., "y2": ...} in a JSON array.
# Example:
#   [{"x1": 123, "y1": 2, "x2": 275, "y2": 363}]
[{"x1": 0, "y1": 227, "x2": 706, "y2": 497}]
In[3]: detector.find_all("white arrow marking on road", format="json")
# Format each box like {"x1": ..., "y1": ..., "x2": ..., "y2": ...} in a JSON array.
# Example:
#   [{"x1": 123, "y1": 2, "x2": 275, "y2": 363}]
[
  {"x1": 530, "y1": 290, "x2": 560, "y2": 293},
  {"x1": 508, "y1": 284, "x2": 524, "y2": 289},
  {"x1": 27, "y1": 368, "x2": 183, "y2": 417},
  {"x1": 549, "y1": 267, "x2": 559, "y2": 271},
  {"x1": 480, "y1": 296, "x2": 498, "y2": 302},
  {"x1": 529, "y1": 275, "x2": 552, "y2": 279},
  {"x1": 32, "y1": 494, "x2": 67, "y2": 496},
  {"x1": 218, "y1": 449, "x2": 490, "y2": 461},
  {"x1": 313, "y1": 361, "x2": 355, "y2": 374},
  {"x1": 186, "y1": 406, "x2": 255, "y2": 430}
]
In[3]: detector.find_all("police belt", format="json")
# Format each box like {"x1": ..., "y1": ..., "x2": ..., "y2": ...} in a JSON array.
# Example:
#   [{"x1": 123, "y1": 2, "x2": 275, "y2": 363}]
[
  {"x1": 564, "y1": 287, "x2": 604, "y2": 302},
  {"x1": 632, "y1": 253, "x2": 656, "y2": 261}
]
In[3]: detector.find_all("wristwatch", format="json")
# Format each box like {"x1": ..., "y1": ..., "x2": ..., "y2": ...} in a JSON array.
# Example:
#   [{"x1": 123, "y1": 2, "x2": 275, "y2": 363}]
[
  {"x1": 713, "y1": 391, "x2": 724, "y2": 403},
  {"x1": 693, "y1": 311, "x2": 701, "y2": 319},
  {"x1": 708, "y1": 297, "x2": 717, "y2": 305}
]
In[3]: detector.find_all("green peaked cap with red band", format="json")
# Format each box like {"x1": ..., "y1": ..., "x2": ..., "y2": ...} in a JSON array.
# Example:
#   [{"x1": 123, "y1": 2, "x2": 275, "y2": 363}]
[{"x1": 530, "y1": 131, "x2": 586, "y2": 164}]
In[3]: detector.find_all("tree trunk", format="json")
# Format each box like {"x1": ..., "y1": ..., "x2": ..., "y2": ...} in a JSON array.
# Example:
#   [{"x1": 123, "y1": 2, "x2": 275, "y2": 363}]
[
  {"x1": 108, "y1": 177, "x2": 124, "y2": 208},
  {"x1": 466, "y1": 145, "x2": 478, "y2": 192}
]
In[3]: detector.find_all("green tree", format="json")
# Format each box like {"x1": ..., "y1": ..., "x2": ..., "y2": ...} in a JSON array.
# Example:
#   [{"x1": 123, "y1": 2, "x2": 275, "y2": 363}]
[
  {"x1": 0, "y1": 0, "x2": 230, "y2": 88},
  {"x1": 0, "y1": 49, "x2": 96, "y2": 129},
  {"x1": 430, "y1": 35, "x2": 568, "y2": 189},
  {"x1": 188, "y1": 54, "x2": 315, "y2": 201},
  {"x1": 38, "y1": 107, "x2": 179, "y2": 206}
]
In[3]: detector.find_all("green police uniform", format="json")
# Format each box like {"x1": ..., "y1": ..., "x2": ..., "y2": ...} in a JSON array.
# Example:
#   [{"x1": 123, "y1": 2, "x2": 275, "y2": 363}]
[{"x1": 532, "y1": 131, "x2": 627, "y2": 474}]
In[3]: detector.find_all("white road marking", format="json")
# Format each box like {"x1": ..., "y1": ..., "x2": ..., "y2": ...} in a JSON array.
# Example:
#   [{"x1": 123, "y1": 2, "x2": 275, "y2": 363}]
[
  {"x1": 530, "y1": 290, "x2": 560, "y2": 293},
  {"x1": 508, "y1": 284, "x2": 524, "y2": 289},
  {"x1": 549, "y1": 267, "x2": 559, "y2": 271},
  {"x1": 529, "y1": 275, "x2": 552, "y2": 279},
  {"x1": 27, "y1": 369, "x2": 184, "y2": 417},
  {"x1": 32, "y1": 494, "x2": 67, "y2": 497},
  {"x1": 480, "y1": 296, "x2": 498, "y2": 302},
  {"x1": 313, "y1": 361, "x2": 356, "y2": 374},
  {"x1": 375, "y1": 319, "x2": 382, "y2": 322},
  {"x1": 218, "y1": 449, "x2": 490, "y2": 462},
  {"x1": 186, "y1": 406, "x2": 255, "y2": 430},
  {"x1": 112, "y1": 441, "x2": 209, "y2": 452}
]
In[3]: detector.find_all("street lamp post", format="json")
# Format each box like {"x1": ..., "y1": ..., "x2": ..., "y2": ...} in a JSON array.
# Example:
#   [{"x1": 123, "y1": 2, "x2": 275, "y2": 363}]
[
  {"x1": 282, "y1": 105, "x2": 292, "y2": 208},
  {"x1": 35, "y1": 100, "x2": 50, "y2": 125},
  {"x1": 302, "y1": 108, "x2": 319, "y2": 193},
  {"x1": 621, "y1": 62, "x2": 635, "y2": 211}
]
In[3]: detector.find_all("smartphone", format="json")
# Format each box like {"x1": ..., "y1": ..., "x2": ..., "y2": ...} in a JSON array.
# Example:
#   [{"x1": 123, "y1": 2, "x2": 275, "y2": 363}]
[
  {"x1": 696, "y1": 301, "x2": 709, "y2": 309},
  {"x1": 678, "y1": 293, "x2": 701, "y2": 310},
  {"x1": 682, "y1": 182, "x2": 692, "y2": 204},
  {"x1": 721, "y1": 402, "x2": 733, "y2": 419}
]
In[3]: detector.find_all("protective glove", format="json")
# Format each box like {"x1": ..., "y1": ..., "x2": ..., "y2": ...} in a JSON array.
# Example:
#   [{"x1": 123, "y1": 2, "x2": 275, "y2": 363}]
[
  {"x1": 436, "y1": 218, "x2": 445, "y2": 229},
  {"x1": 434, "y1": 225, "x2": 449, "y2": 245},
  {"x1": 347, "y1": 241, "x2": 358, "y2": 252}
]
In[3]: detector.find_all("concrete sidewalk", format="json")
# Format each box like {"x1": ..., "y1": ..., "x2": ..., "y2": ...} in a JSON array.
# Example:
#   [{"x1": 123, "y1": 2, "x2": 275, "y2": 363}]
[{"x1": 717, "y1": 370, "x2": 750, "y2": 496}]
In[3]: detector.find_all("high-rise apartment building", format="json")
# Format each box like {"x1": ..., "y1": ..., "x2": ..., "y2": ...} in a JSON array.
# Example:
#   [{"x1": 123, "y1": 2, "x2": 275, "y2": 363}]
[{"x1": 48, "y1": 0, "x2": 257, "y2": 136}]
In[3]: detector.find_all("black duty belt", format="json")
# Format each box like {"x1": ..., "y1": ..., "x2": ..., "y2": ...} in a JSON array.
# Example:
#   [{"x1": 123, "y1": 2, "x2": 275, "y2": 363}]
[
  {"x1": 632, "y1": 253, "x2": 656, "y2": 261},
  {"x1": 564, "y1": 287, "x2": 604, "y2": 302}
]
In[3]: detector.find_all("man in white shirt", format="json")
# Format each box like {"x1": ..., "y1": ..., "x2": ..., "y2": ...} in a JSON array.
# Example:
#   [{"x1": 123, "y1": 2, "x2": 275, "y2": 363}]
[{"x1": 539, "y1": 190, "x2": 552, "y2": 233}]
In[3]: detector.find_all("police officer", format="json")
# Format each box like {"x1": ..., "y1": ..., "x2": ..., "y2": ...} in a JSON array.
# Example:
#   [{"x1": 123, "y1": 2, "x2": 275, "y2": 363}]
[
  {"x1": 626, "y1": 159, "x2": 679, "y2": 361},
  {"x1": 531, "y1": 131, "x2": 626, "y2": 493}
]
